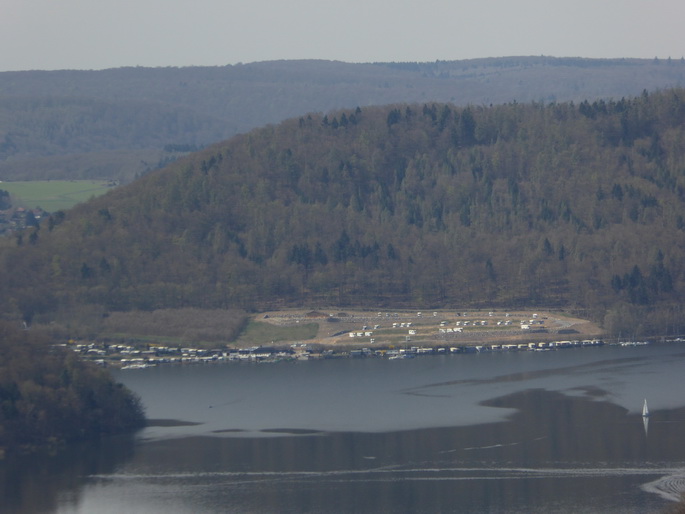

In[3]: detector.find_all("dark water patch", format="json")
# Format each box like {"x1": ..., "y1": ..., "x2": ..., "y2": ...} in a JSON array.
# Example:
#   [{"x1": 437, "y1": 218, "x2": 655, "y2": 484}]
[
  {"x1": 401, "y1": 355, "x2": 648, "y2": 394},
  {"x1": 9, "y1": 344, "x2": 685, "y2": 513},
  {"x1": 134, "y1": 389, "x2": 685, "y2": 470},
  {"x1": 68, "y1": 389, "x2": 685, "y2": 513},
  {"x1": 261, "y1": 428, "x2": 325, "y2": 435},
  {"x1": 146, "y1": 418, "x2": 202, "y2": 427},
  {"x1": 0, "y1": 435, "x2": 137, "y2": 514},
  {"x1": 402, "y1": 390, "x2": 452, "y2": 398}
]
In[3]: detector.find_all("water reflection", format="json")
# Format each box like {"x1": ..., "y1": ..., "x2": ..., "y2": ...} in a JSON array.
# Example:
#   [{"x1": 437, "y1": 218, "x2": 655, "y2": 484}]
[
  {"x1": 4, "y1": 343, "x2": 685, "y2": 513},
  {"x1": 0, "y1": 434, "x2": 137, "y2": 514},
  {"x1": 65, "y1": 389, "x2": 685, "y2": 513}
]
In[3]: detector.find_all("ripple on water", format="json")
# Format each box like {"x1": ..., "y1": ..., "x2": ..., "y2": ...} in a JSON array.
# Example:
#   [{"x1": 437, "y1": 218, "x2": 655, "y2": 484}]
[{"x1": 642, "y1": 473, "x2": 685, "y2": 502}]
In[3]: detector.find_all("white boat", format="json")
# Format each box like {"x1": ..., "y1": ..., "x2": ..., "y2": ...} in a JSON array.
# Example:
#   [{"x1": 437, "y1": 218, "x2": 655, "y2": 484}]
[{"x1": 642, "y1": 398, "x2": 650, "y2": 417}]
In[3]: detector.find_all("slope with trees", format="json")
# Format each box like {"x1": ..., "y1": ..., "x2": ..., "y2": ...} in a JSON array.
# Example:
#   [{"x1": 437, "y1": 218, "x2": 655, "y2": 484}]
[
  {"x1": 0, "y1": 321, "x2": 145, "y2": 455},
  {"x1": 1, "y1": 89, "x2": 685, "y2": 337},
  {"x1": 1, "y1": 57, "x2": 684, "y2": 182}
]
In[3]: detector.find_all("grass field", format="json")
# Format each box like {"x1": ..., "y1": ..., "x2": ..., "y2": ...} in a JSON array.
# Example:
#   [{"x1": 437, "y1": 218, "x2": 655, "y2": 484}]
[
  {"x1": 236, "y1": 321, "x2": 320, "y2": 345},
  {"x1": 0, "y1": 180, "x2": 114, "y2": 212}
]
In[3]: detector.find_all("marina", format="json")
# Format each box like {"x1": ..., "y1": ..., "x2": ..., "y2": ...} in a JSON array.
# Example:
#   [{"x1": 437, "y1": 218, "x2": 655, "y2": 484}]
[
  {"x1": 13, "y1": 342, "x2": 685, "y2": 512},
  {"x1": 4, "y1": 339, "x2": 685, "y2": 513},
  {"x1": 71, "y1": 335, "x2": 658, "y2": 369}
]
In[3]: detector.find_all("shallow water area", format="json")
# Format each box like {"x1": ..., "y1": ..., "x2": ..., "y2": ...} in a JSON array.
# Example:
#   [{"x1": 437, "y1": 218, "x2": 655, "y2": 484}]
[
  {"x1": 121, "y1": 342, "x2": 685, "y2": 439},
  {"x1": 3, "y1": 341, "x2": 685, "y2": 513}
]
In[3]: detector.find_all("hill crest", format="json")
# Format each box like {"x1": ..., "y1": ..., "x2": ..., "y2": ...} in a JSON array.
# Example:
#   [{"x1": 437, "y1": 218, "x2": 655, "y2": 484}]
[
  {"x1": 1, "y1": 56, "x2": 684, "y2": 182},
  {"x1": 2, "y1": 89, "x2": 685, "y2": 338}
]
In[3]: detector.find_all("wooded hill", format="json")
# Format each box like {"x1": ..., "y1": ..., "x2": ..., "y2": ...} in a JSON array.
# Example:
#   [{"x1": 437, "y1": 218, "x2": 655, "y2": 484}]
[
  {"x1": 2, "y1": 89, "x2": 685, "y2": 337},
  {"x1": 1, "y1": 57, "x2": 684, "y2": 183},
  {"x1": 0, "y1": 321, "x2": 145, "y2": 454}
]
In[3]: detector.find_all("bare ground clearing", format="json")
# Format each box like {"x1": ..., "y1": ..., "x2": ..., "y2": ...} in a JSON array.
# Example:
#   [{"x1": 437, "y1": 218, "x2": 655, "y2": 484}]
[{"x1": 257, "y1": 308, "x2": 604, "y2": 348}]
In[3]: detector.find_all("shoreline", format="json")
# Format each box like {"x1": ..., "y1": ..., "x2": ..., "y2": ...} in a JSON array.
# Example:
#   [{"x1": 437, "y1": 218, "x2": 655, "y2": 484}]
[
  {"x1": 73, "y1": 335, "x2": 666, "y2": 370},
  {"x1": 64, "y1": 307, "x2": 681, "y2": 369}
]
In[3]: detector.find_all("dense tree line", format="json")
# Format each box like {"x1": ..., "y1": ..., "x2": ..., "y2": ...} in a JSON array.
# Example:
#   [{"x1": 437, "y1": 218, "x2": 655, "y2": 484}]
[
  {"x1": 2, "y1": 89, "x2": 685, "y2": 337},
  {"x1": 0, "y1": 322, "x2": 145, "y2": 454},
  {"x1": 1, "y1": 57, "x2": 684, "y2": 182}
]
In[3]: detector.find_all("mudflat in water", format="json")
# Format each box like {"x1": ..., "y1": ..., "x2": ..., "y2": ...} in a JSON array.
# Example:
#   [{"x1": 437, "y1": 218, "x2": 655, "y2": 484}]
[{"x1": 3, "y1": 342, "x2": 685, "y2": 513}]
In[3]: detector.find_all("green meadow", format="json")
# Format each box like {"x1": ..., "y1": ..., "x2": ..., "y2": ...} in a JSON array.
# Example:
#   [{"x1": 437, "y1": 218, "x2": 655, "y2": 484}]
[
  {"x1": 236, "y1": 321, "x2": 319, "y2": 345},
  {"x1": 0, "y1": 180, "x2": 114, "y2": 212}
]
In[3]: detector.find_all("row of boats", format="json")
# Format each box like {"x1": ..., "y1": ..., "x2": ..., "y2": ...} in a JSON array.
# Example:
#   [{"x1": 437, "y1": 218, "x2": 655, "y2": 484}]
[{"x1": 77, "y1": 334, "x2": 665, "y2": 370}]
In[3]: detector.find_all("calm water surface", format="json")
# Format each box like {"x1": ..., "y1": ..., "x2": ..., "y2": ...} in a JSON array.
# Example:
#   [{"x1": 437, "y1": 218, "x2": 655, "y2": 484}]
[{"x1": 3, "y1": 342, "x2": 685, "y2": 513}]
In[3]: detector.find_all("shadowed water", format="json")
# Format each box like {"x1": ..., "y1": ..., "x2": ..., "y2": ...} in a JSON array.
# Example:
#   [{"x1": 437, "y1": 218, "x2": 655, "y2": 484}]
[{"x1": 3, "y1": 342, "x2": 685, "y2": 513}]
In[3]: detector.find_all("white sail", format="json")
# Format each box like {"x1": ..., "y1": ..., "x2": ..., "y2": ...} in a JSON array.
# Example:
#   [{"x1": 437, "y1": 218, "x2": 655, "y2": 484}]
[{"x1": 642, "y1": 398, "x2": 649, "y2": 417}]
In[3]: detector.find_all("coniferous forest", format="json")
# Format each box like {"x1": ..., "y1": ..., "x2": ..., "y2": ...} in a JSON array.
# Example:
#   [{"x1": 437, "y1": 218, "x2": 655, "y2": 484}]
[{"x1": 2, "y1": 89, "x2": 685, "y2": 337}]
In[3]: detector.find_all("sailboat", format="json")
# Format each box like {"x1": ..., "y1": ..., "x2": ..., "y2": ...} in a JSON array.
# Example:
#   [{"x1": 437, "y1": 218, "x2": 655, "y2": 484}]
[{"x1": 642, "y1": 399, "x2": 650, "y2": 437}]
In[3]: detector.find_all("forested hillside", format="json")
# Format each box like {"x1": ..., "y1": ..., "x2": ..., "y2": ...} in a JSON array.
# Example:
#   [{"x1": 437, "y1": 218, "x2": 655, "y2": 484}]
[
  {"x1": 0, "y1": 321, "x2": 145, "y2": 454},
  {"x1": 2, "y1": 89, "x2": 685, "y2": 337},
  {"x1": 1, "y1": 57, "x2": 684, "y2": 182}
]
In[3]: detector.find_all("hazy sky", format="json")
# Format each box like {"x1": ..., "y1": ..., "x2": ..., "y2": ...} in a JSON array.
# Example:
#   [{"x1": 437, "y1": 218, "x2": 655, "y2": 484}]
[{"x1": 1, "y1": 0, "x2": 683, "y2": 71}]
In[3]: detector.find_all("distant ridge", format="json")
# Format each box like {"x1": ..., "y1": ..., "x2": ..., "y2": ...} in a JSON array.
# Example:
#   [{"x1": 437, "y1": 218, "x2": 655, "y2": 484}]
[{"x1": 1, "y1": 57, "x2": 683, "y2": 182}]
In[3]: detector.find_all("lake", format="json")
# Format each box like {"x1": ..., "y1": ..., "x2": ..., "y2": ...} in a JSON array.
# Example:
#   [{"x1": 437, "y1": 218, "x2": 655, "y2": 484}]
[{"x1": 3, "y1": 342, "x2": 685, "y2": 513}]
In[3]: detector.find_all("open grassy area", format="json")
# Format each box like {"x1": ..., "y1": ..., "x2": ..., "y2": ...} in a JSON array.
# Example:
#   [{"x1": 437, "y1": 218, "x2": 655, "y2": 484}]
[
  {"x1": 257, "y1": 308, "x2": 604, "y2": 348},
  {"x1": 236, "y1": 321, "x2": 320, "y2": 346},
  {"x1": 1, "y1": 180, "x2": 114, "y2": 211},
  {"x1": 102, "y1": 332, "x2": 189, "y2": 347},
  {"x1": 100, "y1": 308, "x2": 248, "y2": 348}
]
